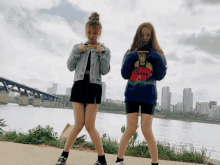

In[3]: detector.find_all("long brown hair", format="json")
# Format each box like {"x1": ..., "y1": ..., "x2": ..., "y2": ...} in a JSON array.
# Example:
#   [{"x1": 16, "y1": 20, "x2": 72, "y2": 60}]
[
  {"x1": 130, "y1": 22, "x2": 165, "y2": 58},
  {"x1": 85, "y1": 12, "x2": 102, "y2": 36}
]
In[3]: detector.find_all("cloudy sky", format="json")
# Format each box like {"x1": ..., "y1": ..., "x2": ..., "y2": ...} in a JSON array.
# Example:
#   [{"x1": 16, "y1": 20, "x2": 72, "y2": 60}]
[{"x1": 1, "y1": 0, "x2": 220, "y2": 108}]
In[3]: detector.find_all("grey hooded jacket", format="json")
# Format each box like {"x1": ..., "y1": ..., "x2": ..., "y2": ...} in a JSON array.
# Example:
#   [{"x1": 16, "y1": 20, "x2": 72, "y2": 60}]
[{"x1": 67, "y1": 41, "x2": 111, "y2": 85}]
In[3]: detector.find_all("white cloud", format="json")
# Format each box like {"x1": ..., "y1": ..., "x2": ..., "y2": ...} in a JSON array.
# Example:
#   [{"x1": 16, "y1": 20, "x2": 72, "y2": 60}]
[
  {"x1": 1, "y1": 0, "x2": 61, "y2": 10},
  {"x1": 33, "y1": 14, "x2": 81, "y2": 44}
]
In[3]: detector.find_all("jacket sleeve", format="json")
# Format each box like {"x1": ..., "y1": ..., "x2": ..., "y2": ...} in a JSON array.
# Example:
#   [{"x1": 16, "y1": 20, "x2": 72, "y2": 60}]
[
  {"x1": 146, "y1": 48, "x2": 167, "y2": 81},
  {"x1": 121, "y1": 49, "x2": 139, "y2": 79},
  {"x1": 99, "y1": 46, "x2": 111, "y2": 75},
  {"x1": 67, "y1": 44, "x2": 83, "y2": 72}
]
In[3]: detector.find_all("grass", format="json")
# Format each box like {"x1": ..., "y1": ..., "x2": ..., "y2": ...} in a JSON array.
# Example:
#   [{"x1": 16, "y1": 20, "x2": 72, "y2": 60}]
[{"x1": 0, "y1": 123, "x2": 214, "y2": 165}]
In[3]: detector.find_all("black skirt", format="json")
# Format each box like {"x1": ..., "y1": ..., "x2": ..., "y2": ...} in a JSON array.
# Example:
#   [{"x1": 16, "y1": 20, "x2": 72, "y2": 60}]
[{"x1": 70, "y1": 74, "x2": 102, "y2": 107}]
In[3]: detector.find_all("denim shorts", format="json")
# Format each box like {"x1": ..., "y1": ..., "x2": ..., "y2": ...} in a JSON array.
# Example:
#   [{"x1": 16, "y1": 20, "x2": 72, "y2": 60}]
[{"x1": 125, "y1": 101, "x2": 155, "y2": 116}]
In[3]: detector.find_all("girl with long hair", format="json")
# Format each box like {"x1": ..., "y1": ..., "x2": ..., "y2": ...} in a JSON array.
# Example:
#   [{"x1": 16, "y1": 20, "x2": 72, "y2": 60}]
[{"x1": 118, "y1": 22, "x2": 167, "y2": 165}]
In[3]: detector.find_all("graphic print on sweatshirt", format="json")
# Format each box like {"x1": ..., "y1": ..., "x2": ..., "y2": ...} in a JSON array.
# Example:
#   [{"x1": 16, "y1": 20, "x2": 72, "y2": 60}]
[{"x1": 129, "y1": 58, "x2": 155, "y2": 87}]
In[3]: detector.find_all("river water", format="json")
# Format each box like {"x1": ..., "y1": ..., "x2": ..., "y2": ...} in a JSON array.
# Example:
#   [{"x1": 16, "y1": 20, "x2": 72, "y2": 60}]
[{"x1": 0, "y1": 103, "x2": 219, "y2": 161}]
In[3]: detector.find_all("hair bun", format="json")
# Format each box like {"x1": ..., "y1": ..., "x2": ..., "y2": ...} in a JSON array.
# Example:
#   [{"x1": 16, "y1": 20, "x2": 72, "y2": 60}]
[
  {"x1": 89, "y1": 12, "x2": 99, "y2": 21},
  {"x1": 89, "y1": 16, "x2": 99, "y2": 21}
]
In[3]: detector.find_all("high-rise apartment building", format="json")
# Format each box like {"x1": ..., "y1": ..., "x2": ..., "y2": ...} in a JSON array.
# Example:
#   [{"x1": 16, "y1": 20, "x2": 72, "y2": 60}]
[
  {"x1": 195, "y1": 102, "x2": 201, "y2": 114},
  {"x1": 183, "y1": 88, "x2": 193, "y2": 113},
  {"x1": 101, "y1": 82, "x2": 107, "y2": 101},
  {"x1": 155, "y1": 102, "x2": 161, "y2": 111},
  {"x1": 168, "y1": 92, "x2": 171, "y2": 111},
  {"x1": 47, "y1": 88, "x2": 52, "y2": 95},
  {"x1": 210, "y1": 101, "x2": 217, "y2": 109},
  {"x1": 190, "y1": 92, "x2": 193, "y2": 112},
  {"x1": 52, "y1": 83, "x2": 58, "y2": 95},
  {"x1": 65, "y1": 88, "x2": 71, "y2": 96},
  {"x1": 200, "y1": 102, "x2": 209, "y2": 115},
  {"x1": 161, "y1": 87, "x2": 171, "y2": 112}
]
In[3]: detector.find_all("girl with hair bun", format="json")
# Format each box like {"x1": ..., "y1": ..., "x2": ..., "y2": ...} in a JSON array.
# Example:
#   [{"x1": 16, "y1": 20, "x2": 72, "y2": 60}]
[{"x1": 55, "y1": 12, "x2": 111, "y2": 165}]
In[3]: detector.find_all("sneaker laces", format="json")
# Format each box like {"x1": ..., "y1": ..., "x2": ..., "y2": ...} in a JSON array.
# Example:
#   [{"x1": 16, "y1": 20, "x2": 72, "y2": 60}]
[
  {"x1": 94, "y1": 160, "x2": 102, "y2": 165},
  {"x1": 58, "y1": 156, "x2": 67, "y2": 163}
]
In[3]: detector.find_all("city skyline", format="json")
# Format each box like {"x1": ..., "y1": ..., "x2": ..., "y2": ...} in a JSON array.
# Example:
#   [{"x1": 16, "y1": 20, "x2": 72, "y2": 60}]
[
  {"x1": 7, "y1": 81, "x2": 219, "y2": 110},
  {"x1": 7, "y1": 80, "x2": 220, "y2": 118},
  {"x1": 8, "y1": 82, "x2": 219, "y2": 108}
]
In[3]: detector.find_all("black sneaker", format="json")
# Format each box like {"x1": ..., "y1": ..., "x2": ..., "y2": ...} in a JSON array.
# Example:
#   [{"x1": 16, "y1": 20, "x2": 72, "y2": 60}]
[
  {"x1": 55, "y1": 156, "x2": 67, "y2": 165},
  {"x1": 93, "y1": 159, "x2": 107, "y2": 165}
]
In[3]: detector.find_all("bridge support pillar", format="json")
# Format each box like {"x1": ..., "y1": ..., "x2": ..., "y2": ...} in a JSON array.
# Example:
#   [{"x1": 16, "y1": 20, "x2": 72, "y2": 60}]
[
  {"x1": 33, "y1": 98, "x2": 41, "y2": 107},
  {"x1": 19, "y1": 93, "x2": 28, "y2": 106},
  {"x1": 0, "y1": 89, "x2": 9, "y2": 105},
  {"x1": 50, "y1": 100, "x2": 56, "y2": 107},
  {"x1": 43, "y1": 100, "x2": 50, "y2": 107},
  {"x1": 55, "y1": 101, "x2": 59, "y2": 107},
  {"x1": 63, "y1": 100, "x2": 66, "y2": 108}
]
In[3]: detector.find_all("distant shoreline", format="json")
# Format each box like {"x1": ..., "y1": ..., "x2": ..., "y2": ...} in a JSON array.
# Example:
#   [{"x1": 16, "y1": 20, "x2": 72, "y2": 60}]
[
  {"x1": 63, "y1": 106, "x2": 220, "y2": 125},
  {"x1": 96, "y1": 109, "x2": 220, "y2": 125},
  {"x1": 4, "y1": 103, "x2": 220, "y2": 125}
]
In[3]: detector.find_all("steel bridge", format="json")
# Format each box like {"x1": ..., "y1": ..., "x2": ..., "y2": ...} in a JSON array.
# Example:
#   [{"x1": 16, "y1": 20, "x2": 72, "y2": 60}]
[{"x1": 0, "y1": 76, "x2": 69, "y2": 108}]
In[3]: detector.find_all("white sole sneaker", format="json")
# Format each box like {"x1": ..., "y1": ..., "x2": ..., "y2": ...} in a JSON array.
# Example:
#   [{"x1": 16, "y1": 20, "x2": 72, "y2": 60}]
[{"x1": 115, "y1": 161, "x2": 125, "y2": 165}]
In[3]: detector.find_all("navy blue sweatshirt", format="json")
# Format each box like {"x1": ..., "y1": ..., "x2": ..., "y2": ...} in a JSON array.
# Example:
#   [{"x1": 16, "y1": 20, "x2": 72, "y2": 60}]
[{"x1": 121, "y1": 46, "x2": 167, "y2": 106}]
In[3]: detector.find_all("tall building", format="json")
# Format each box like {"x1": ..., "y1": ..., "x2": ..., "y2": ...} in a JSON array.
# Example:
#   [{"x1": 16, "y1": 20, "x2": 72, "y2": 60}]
[
  {"x1": 52, "y1": 83, "x2": 58, "y2": 95},
  {"x1": 65, "y1": 88, "x2": 71, "y2": 96},
  {"x1": 183, "y1": 88, "x2": 193, "y2": 113},
  {"x1": 47, "y1": 88, "x2": 52, "y2": 95},
  {"x1": 210, "y1": 101, "x2": 217, "y2": 109},
  {"x1": 195, "y1": 102, "x2": 200, "y2": 114},
  {"x1": 161, "y1": 87, "x2": 171, "y2": 112},
  {"x1": 200, "y1": 102, "x2": 210, "y2": 115},
  {"x1": 217, "y1": 106, "x2": 220, "y2": 119},
  {"x1": 168, "y1": 92, "x2": 171, "y2": 111},
  {"x1": 210, "y1": 105, "x2": 218, "y2": 117},
  {"x1": 101, "y1": 82, "x2": 107, "y2": 101},
  {"x1": 155, "y1": 102, "x2": 161, "y2": 111},
  {"x1": 190, "y1": 92, "x2": 193, "y2": 112}
]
